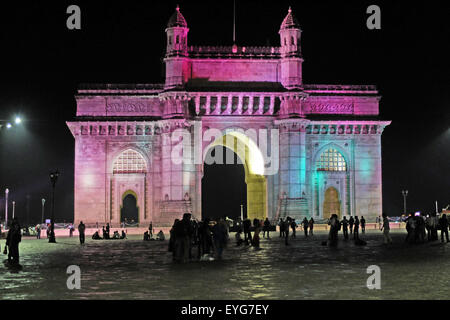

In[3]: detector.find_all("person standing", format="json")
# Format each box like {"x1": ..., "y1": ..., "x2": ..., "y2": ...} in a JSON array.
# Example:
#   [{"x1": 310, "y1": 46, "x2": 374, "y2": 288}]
[
  {"x1": 243, "y1": 218, "x2": 252, "y2": 245},
  {"x1": 69, "y1": 224, "x2": 74, "y2": 237},
  {"x1": 290, "y1": 219, "x2": 297, "y2": 238},
  {"x1": 328, "y1": 214, "x2": 340, "y2": 247},
  {"x1": 5, "y1": 218, "x2": 22, "y2": 265},
  {"x1": 278, "y1": 218, "x2": 285, "y2": 238},
  {"x1": 105, "y1": 223, "x2": 110, "y2": 239},
  {"x1": 353, "y1": 216, "x2": 360, "y2": 240},
  {"x1": 78, "y1": 221, "x2": 86, "y2": 245},
  {"x1": 308, "y1": 218, "x2": 314, "y2": 236},
  {"x1": 360, "y1": 216, "x2": 366, "y2": 234},
  {"x1": 302, "y1": 218, "x2": 309, "y2": 237},
  {"x1": 252, "y1": 219, "x2": 261, "y2": 248},
  {"x1": 284, "y1": 217, "x2": 291, "y2": 245},
  {"x1": 341, "y1": 216, "x2": 349, "y2": 240},
  {"x1": 149, "y1": 221, "x2": 153, "y2": 239},
  {"x1": 349, "y1": 216, "x2": 354, "y2": 234},
  {"x1": 263, "y1": 218, "x2": 271, "y2": 239},
  {"x1": 381, "y1": 213, "x2": 392, "y2": 244},
  {"x1": 36, "y1": 224, "x2": 41, "y2": 239},
  {"x1": 212, "y1": 217, "x2": 228, "y2": 259},
  {"x1": 439, "y1": 214, "x2": 449, "y2": 243}
]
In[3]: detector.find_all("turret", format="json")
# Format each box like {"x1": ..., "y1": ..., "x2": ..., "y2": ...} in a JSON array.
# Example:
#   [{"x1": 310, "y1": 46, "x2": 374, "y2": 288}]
[
  {"x1": 164, "y1": 5, "x2": 189, "y2": 89},
  {"x1": 279, "y1": 7, "x2": 303, "y2": 89}
]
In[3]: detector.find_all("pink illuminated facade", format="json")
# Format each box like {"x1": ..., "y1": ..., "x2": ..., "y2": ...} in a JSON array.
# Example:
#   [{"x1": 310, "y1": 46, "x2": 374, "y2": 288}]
[{"x1": 67, "y1": 6, "x2": 390, "y2": 226}]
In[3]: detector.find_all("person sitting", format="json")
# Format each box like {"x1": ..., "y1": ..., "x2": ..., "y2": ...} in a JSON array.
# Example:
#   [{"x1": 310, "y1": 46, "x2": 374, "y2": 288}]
[
  {"x1": 113, "y1": 231, "x2": 120, "y2": 239},
  {"x1": 156, "y1": 230, "x2": 165, "y2": 241},
  {"x1": 121, "y1": 230, "x2": 127, "y2": 239},
  {"x1": 143, "y1": 231, "x2": 150, "y2": 241},
  {"x1": 92, "y1": 231, "x2": 102, "y2": 240}
]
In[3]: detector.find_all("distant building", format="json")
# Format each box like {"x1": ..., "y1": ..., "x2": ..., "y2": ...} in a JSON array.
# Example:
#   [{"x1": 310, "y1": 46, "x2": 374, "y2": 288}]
[{"x1": 67, "y1": 6, "x2": 390, "y2": 226}]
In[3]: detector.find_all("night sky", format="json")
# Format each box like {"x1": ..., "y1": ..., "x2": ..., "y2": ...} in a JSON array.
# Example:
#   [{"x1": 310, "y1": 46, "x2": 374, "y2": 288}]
[{"x1": 0, "y1": 1, "x2": 448, "y2": 224}]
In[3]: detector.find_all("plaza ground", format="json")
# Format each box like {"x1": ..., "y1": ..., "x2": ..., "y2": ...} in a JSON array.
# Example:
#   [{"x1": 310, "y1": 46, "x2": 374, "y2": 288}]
[{"x1": 1, "y1": 229, "x2": 449, "y2": 300}]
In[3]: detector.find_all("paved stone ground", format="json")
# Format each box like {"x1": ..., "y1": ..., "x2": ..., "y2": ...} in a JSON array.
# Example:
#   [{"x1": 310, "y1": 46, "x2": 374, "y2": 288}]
[{"x1": 1, "y1": 229, "x2": 449, "y2": 300}]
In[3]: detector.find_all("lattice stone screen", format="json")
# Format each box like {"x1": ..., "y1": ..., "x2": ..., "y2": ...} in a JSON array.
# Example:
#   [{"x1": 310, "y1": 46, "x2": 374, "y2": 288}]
[
  {"x1": 316, "y1": 148, "x2": 347, "y2": 172},
  {"x1": 113, "y1": 149, "x2": 147, "y2": 174}
]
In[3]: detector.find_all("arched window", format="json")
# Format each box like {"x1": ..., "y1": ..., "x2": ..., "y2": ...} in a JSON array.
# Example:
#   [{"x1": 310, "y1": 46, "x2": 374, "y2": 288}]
[
  {"x1": 113, "y1": 149, "x2": 147, "y2": 174},
  {"x1": 316, "y1": 148, "x2": 347, "y2": 172}
]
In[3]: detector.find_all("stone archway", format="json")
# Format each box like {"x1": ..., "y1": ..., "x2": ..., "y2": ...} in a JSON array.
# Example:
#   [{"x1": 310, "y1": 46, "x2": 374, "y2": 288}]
[
  {"x1": 323, "y1": 187, "x2": 341, "y2": 219},
  {"x1": 121, "y1": 190, "x2": 139, "y2": 223},
  {"x1": 203, "y1": 131, "x2": 267, "y2": 221}
]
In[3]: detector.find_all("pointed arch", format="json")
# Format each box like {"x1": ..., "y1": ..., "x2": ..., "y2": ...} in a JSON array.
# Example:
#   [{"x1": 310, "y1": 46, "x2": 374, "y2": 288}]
[{"x1": 113, "y1": 149, "x2": 148, "y2": 174}]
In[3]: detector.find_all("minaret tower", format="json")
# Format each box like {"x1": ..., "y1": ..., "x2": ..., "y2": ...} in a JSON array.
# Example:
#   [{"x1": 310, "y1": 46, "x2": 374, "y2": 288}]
[
  {"x1": 279, "y1": 7, "x2": 303, "y2": 89},
  {"x1": 164, "y1": 5, "x2": 189, "y2": 89}
]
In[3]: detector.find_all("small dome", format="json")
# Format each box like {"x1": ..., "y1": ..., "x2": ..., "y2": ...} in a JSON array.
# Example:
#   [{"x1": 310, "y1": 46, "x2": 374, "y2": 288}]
[
  {"x1": 280, "y1": 7, "x2": 300, "y2": 31},
  {"x1": 167, "y1": 5, "x2": 188, "y2": 28}
]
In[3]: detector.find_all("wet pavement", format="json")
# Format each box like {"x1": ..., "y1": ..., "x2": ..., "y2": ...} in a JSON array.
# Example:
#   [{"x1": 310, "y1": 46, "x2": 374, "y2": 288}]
[{"x1": 1, "y1": 229, "x2": 449, "y2": 300}]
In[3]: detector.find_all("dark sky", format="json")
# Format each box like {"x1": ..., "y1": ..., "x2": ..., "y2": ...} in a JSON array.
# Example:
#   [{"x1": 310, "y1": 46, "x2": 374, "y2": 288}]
[{"x1": 0, "y1": 0, "x2": 449, "y2": 223}]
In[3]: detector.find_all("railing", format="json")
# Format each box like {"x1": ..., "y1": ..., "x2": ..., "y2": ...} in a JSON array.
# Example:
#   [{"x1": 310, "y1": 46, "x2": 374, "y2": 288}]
[
  {"x1": 188, "y1": 45, "x2": 280, "y2": 59},
  {"x1": 304, "y1": 84, "x2": 378, "y2": 92}
]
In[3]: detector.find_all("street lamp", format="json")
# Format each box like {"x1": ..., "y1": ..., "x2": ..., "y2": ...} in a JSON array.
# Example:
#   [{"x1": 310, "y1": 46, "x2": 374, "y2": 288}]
[
  {"x1": 5, "y1": 188, "x2": 9, "y2": 228},
  {"x1": 402, "y1": 190, "x2": 408, "y2": 215},
  {"x1": 15, "y1": 117, "x2": 22, "y2": 124},
  {"x1": 41, "y1": 198, "x2": 46, "y2": 224},
  {"x1": 49, "y1": 170, "x2": 60, "y2": 243},
  {"x1": 12, "y1": 201, "x2": 15, "y2": 219}
]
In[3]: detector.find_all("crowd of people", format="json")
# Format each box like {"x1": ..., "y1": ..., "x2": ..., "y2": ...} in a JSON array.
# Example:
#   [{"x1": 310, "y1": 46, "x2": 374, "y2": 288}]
[{"x1": 404, "y1": 213, "x2": 449, "y2": 244}]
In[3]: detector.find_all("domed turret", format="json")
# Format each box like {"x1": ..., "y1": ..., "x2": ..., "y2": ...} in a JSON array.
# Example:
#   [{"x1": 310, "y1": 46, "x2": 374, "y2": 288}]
[
  {"x1": 167, "y1": 5, "x2": 188, "y2": 28},
  {"x1": 279, "y1": 7, "x2": 303, "y2": 89}
]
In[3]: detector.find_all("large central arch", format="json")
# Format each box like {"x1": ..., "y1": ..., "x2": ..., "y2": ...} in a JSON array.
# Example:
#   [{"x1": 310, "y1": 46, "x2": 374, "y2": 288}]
[{"x1": 203, "y1": 131, "x2": 267, "y2": 221}]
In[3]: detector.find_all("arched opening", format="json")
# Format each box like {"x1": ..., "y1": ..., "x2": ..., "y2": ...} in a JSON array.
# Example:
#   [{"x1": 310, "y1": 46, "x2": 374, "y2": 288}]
[
  {"x1": 121, "y1": 191, "x2": 139, "y2": 224},
  {"x1": 202, "y1": 146, "x2": 246, "y2": 221},
  {"x1": 323, "y1": 187, "x2": 341, "y2": 219},
  {"x1": 202, "y1": 132, "x2": 267, "y2": 221}
]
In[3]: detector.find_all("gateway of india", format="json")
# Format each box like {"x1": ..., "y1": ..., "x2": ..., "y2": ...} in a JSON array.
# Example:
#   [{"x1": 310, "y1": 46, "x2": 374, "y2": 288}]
[{"x1": 67, "y1": 6, "x2": 390, "y2": 226}]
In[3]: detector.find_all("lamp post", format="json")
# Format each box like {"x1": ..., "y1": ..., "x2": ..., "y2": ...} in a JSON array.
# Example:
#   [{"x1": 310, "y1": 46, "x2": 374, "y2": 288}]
[
  {"x1": 12, "y1": 201, "x2": 15, "y2": 219},
  {"x1": 402, "y1": 190, "x2": 408, "y2": 215},
  {"x1": 49, "y1": 170, "x2": 59, "y2": 243},
  {"x1": 5, "y1": 188, "x2": 9, "y2": 228},
  {"x1": 41, "y1": 198, "x2": 45, "y2": 224}
]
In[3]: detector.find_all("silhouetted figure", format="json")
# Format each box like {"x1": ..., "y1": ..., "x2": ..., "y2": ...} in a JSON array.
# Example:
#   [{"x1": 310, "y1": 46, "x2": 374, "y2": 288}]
[
  {"x1": 92, "y1": 231, "x2": 101, "y2": 240},
  {"x1": 36, "y1": 224, "x2": 41, "y2": 239},
  {"x1": 149, "y1": 222, "x2": 153, "y2": 238},
  {"x1": 112, "y1": 231, "x2": 120, "y2": 239},
  {"x1": 405, "y1": 214, "x2": 415, "y2": 243},
  {"x1": 243, "y1": 218, "x2": 252, "y2": 245},
  {"x1": 235, "y1": 230, "x2": 244, "y2": 246},
  {"x1": 105, "y1": 223, "x2": 110, "y2": 239},
  {"x1": 417, "y1": 214, "x2": 426, "y2": 243},
  {"x1": 102, "y1": 226, "x2": 107, "y2": 239},
  {"x1": 173, "y1": 213, "x2": 194, "y2": 263},
  {"x1": 290, "y1": 219, "x2": 297, "y2": 238},
  {"x1": 78, "y1": 221, "x2": 86, "y2": 244},
  {"x1": 308, "y1": 218, "x2": 314, "y2": 236},
  {"x1": 156, "y1": 230, "x2": 165, "y2": 241},
  {"x1": 252, "y1": 219, "x2": 261, "y2": 248},
  {"x1": 360, "y1": 216, "x2": 366, "y2": 234},
  {"x1": 198, "y1": 218, "x2": 213, "y2": 259},
  {"x1": 302, "y1": 218, "x2": 308, "y2": 237},
  {"x1": 212, "y1": 218, "x2": 228, "y2": 259},
  {"x1": 278, "y1": 218, "x2": 285, "y2": 238},
  {"x1": 341, "y1": 217, "x2": 349, "y2": 240},
  {"x1": 143, "y1": 231, "x2": 150, "y2": 241},
  {"x1": 381, "y1": 213, "x2": 392, "y2": 244},
  {"x1": 430, "y1": 213, "x2": 439, "y2": 241},
  {"x1": 353, "y1": 216, "x2": 360, "y2": 240},
  {"x1": 284, "y1": 217, "x2": 291, "y2": 245},
  {"x1": 328, "y1": 214, "x2": 340, "y2": 247},
  {"x1": 263, "y1": 218, "x2": 271, "y2": 239},
  {"x1": 439, "y1": 214, "x2": 449, "y2": 243},
  {"x1": 121, "y1": 230, "x2": 127, "y2": 239},
  {"x1": 348, "y1": 216, "x2": 354, "y2": 234},
  {"x1": 46, "y1": 224, "x2": 50, "y2": 238},
  {"x1": 425, "y1": 215, "x2": 432, "y2": 241},
  {"x1": 5, "y1": 218, "x2": 21, "y2": 265}
]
